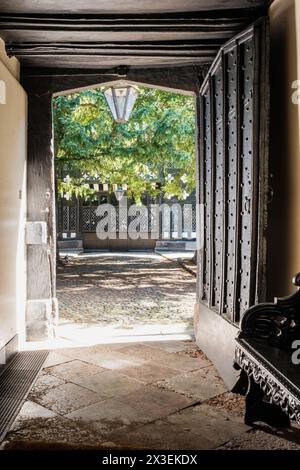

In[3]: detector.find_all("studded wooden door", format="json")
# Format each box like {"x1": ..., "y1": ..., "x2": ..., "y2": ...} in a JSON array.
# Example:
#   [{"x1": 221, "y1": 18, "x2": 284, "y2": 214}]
[{"x1": 198, "y1": 18, "x2": 269, "y2": 325}]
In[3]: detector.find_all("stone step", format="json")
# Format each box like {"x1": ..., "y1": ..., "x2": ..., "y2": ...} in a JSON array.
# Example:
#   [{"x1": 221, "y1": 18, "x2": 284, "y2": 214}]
[
  {"x1": 155, "y1": 240, "x2": 196, "y2": 251},
  {"x1": 58, "y1": 239, "x2": 83, "y2": 250}
]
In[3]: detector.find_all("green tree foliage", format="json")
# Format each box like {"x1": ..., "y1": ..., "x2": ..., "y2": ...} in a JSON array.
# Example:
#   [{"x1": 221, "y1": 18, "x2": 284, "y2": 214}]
[{"x1": 53, "y1": 86, "x2": 196, "y2": 202}]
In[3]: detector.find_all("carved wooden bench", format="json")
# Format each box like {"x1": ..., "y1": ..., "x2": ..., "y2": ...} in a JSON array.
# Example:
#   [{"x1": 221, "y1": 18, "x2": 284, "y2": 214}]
[{"x1": 234, "y1": 274, "x2": 300, "y2": 427}]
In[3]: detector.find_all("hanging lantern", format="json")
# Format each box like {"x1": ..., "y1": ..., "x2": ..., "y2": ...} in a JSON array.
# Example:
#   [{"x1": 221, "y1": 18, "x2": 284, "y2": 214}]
[{"x1": 104, "y1": 84, "x2": 139, "y2": 123}]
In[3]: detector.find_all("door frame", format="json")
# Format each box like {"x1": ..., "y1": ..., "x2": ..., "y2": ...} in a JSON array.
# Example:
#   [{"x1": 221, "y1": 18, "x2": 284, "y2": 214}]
[
  {"x1": 195, "y1": 18, "x2": 269, "y2": 387},
  {"x1": 22, "y1": 67, "x2": 201, "y2": 342}
]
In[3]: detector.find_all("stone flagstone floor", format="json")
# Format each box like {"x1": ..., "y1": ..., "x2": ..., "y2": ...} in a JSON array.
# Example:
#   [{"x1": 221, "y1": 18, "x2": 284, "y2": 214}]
[
  {"x1": 3, "y1": 253, "x2": 300, "y2": 450},
  {"x1": 3, "y1": 340, "x2": 300, "y2": 450}
]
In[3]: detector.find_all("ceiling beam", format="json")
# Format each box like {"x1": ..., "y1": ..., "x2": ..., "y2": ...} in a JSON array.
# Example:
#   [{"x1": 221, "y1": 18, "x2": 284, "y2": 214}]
[
  {"x1": 0, "y1": 2, "x2": 269, "y2": 70},
  {"x1": 16, "y1": 55, "x2": 212, "y2": 68},
  {"x1": 0, "y1": 29, "x2": 255, "y2": 43},
  {"x1": 0, "y1": 13, "x2": 258, "y2": 25},
  {"x1": 0, "y1": 1, "x2": 271, "y2": 15},
  {"x1": 6, "y1": 42, "x2": 221, "y2": 56}
]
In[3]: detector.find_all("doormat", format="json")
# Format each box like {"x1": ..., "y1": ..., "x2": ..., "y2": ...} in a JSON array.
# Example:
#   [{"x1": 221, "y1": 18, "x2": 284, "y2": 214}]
[{"x1": 0, "y1": 350, "x2": 48, "y2": 442}]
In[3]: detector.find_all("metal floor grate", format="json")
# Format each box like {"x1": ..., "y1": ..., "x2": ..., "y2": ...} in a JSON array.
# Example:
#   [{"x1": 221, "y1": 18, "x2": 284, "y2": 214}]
[{"x1": 0, "y1": 350, "x2": 49, "y2": 442}]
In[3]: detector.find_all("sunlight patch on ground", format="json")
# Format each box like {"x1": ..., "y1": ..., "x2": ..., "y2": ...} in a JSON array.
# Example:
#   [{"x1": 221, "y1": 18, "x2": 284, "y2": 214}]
[{"x1": 20, "y1": 322, "x2": 194, "y2": 352}]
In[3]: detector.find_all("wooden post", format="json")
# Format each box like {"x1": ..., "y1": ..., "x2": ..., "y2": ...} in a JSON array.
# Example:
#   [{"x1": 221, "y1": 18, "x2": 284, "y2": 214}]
[{"x1": 25, "y1": 87, "x2": 57, "y2": 340}]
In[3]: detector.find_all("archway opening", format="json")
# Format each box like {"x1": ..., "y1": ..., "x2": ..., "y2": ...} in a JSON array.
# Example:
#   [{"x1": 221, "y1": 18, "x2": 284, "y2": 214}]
[{"x1": 52, "y1": 80, "x2": 198, "y2": 347}]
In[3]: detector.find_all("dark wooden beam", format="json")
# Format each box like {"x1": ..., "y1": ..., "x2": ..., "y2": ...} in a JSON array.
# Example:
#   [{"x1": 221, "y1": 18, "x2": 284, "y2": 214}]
[
  {"x1": 21, "y1": 65, "x2": 201, "y2": 94},
  {"x1": 0, "y1": 12, "x2": 260, "y2": 42},
  {"x1": 7, "y1": 43, "x2": 219, "y2": 55},
  {"x1": 5, "y1": 40, "x2": 224, "y2": 68},
  {"x1": 14, "y1": 55, "x2": 212, "y2": 68},
  {"x1": 0, "y1": 1, "x2": 271, "y2": 15},
  {"x1": 7, "y1": 40, "x2": 223, "y2": 47},
  {"x1": 0, "y1": 13, "x2": 258, "y2": 27},
  {"x1": 0, "y1": 12, "x2": 262, "y2": 21},
  {"x1": 0, "y1": 29, "x2": 251, "y2": 43},
  {"x1": 0, "y1": 5, "x2": 269, "y2": 69}
]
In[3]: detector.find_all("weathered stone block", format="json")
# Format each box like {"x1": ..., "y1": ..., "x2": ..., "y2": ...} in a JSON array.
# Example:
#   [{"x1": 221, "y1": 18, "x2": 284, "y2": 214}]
[
  {"x1": 26, "y1": 221, "x2": 47, "y2": 245},
  {"x1": 26, "y1": 299, "x2": 52, "y2": 341}
]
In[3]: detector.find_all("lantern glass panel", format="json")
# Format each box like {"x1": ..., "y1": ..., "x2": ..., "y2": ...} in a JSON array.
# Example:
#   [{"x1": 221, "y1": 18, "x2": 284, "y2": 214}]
[{"x1": 104, "y1": 85, "x2": 138, "y2": 123}]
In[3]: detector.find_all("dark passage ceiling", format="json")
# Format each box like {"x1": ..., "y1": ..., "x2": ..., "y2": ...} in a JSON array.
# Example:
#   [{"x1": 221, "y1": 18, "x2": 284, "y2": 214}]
[{"x1": 0, "y1": 1, "x2": 271, "y2": 72}]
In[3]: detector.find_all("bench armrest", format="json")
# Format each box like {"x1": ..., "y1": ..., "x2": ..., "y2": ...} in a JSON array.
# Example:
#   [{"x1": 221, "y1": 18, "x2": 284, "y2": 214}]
[{"x1": 239, "y1": 273, "x2": 300, "y2": 346}]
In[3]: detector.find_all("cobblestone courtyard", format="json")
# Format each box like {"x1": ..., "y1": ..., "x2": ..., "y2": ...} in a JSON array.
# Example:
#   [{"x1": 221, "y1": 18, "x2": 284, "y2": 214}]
[{"x1": 57, "y1": 252, "x2": 196, "y2": 328}]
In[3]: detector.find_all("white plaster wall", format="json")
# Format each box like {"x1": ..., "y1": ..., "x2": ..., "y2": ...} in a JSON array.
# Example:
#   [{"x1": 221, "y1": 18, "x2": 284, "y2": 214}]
[
  {"x1": 0, "y1": 43, "x2": 27, "y2": 349},
  {"x1": 0, "y1": 38, "x2": 20, "y2": 80},
  {"x1": 267, "y1": 0, "x2": 300, "y2": 297}
]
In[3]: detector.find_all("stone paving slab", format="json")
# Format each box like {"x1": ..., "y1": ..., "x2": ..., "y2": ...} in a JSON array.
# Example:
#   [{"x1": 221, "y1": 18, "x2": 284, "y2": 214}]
[
  {"x1": 120, "y1": 362, "x2": 181, "y2": 384},
  {"x1": 58, "y1": 343, "x2": 135, "y2": 360},
  {"x1": 164, "y1": 403, "x2": 250, "y2": 448},
  {"x1": 45, "y1": 359, "x2": 106, "y2": 383},
  {"x1": 159, "y1": 352, "x2": 210, "y2": 372},
  {"x1": 116, "y1": 343, "x2": 210, "y2": 372},
  {"x1": 106, "y1": 420, "x2": 213, "y2": 450},
  {"x1": 64, "y1": 369, "x2": 144, "y2": 400},
  {"x1": 43, "y1": 351, "x2": 74, "y2": 368},
  {"x1": 59, "y1": 346, "x2": 145, "y2": 370},
  {"x1": 66, "y1": 398, "x2": 146, "y2": 435},
  {"x1": 117, "y1": 386, "x2": 197, "y2": 421},
  {"x1": 28, "y1": 372, "x2": 66, "y2": 401},
  {"x1": 157, "y1": 366, "x2": 228, "y2": 401},
  {"x1": 145, "y1": 340, "x2": 197, "y2": 353},
  {"x1": 82, "y1": 351, "x2": 146, "y2": 370},
  {"x1": 11, "y1": 401, "x2": 58, "y2": 432},
  {"x1": 33, "y1": 382, "x2": 103, "y2": 416}
]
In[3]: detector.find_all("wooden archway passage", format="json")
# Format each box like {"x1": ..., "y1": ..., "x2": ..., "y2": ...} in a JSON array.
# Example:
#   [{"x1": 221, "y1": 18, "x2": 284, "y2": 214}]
[
  {"x1": 22, "y1": 66, "x2": 202, "y2": 342},
  {"x1": 1, "y1": 1, "x2": 270, "y2": 386},
  {"x1": 24, "y1": 25, "x2": 269, "y2": 386},
  {"x1": 23, "y1": 16, "x2": 270, "y2": 387}
]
